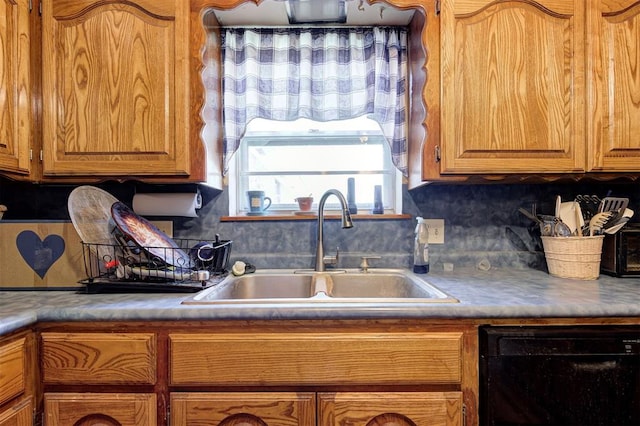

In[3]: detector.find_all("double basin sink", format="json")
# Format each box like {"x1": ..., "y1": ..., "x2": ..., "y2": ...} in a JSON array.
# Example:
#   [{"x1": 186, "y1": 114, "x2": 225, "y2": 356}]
[{"x1": 183, "y1": 269, "x2": 458, "y2": 304}]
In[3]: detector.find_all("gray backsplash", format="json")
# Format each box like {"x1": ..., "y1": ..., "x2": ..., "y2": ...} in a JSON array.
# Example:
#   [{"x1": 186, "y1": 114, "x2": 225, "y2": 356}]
[{"x1": 1, "y1": 178, "x2": 638, "y2": 273}]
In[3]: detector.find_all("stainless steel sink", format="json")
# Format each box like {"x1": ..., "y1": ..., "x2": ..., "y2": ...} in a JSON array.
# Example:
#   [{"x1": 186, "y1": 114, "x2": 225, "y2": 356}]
[{"x1": 182, "y1": 269, "x2": 458, "y2": 304}]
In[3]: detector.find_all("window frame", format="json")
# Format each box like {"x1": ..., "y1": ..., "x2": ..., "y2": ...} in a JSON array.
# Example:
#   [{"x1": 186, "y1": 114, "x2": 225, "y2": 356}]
[{"x1": 228, "y1": 123, "x2": 403, "y2": 216}]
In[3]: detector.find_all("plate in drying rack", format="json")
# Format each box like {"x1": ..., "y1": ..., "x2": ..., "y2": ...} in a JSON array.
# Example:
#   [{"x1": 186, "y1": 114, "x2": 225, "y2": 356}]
[{"x1": 111, "y1": 201, "x2": 192, "y2": 268}]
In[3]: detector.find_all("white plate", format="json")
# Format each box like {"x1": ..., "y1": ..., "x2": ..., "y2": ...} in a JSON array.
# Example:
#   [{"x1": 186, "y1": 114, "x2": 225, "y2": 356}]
[{"x1": 68, "y1": 186, "x2": 119, "y2": 261}]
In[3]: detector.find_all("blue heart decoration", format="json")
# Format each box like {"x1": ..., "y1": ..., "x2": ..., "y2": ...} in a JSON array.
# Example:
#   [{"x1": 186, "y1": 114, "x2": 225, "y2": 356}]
[{"x1": 16, "y1": 231, "x2": 66, "y2": 279}]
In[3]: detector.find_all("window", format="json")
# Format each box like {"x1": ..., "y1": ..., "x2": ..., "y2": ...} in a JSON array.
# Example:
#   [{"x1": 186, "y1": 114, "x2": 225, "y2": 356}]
[
  {"x1": 220, "y1": 26, "x2": 409, "y2": 216},
  {"x1": 229, "y1": 117, "x2": 402, "y2": 215}
]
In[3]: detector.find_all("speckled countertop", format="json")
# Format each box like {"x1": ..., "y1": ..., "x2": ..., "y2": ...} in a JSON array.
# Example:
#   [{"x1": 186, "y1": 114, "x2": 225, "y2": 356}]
[{"x1": 1, "y1": 268, "x2": 639, "y2": 336}]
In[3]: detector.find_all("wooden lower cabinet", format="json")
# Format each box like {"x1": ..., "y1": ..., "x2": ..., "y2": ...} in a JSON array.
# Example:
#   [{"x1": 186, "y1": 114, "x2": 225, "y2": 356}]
[
  {"x1": 0, "y1": 338, "x2": 25, "y2": 407},
  {"x1": 40, "y1": 332, "x2": 157, "y2": 385},
  {"x1": 170, "y1": 392, "x2": 316, "y2": 425},
  {"x1": 319, "y1": 392, "x2": 462, "y2": 426},
  {"x1": 35, "y1": 322, "x2": 475, "y2": 425},
  {"x1": 40, "y1": 332, "x2": 159, "y2": 425},
  {"x1": 0, "y1": 333, "x2": 32, "y2": 426},
  {"x1": 169, "y1": 329, "x2": 467, "y2": 425},
  {"x1": 0, "y1": 400, "x2": 32, "y2": 426},
  {"x1": 44, "y1": 393, "x2": 157, "y2": 426},
  {"x1": 170, "y1": 391, "x2": 462, "y2": 426}
]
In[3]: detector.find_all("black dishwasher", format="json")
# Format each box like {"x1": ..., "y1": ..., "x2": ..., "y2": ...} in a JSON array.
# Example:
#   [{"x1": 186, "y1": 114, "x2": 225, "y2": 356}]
[{"x1": 480, "y1": 325, "x2": 640, "y2": 425}]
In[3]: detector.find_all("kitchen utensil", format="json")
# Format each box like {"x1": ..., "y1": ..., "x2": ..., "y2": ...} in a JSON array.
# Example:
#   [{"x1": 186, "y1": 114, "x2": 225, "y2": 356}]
[
  {"x1": 574, "y1": 195, "x2": 601, "y2": 222},
  {"x1": 598, "y1": 197, "x2": 629, "y2": 217},
  {"x1": 111, "y1": 201, "x2": 192, "y2": 268},
  {"x1": 518, "y1": 207, "x2": 543, "y2": 224},
  {"x1": 603, "y1": 208, "x2": 634, "y2": 234},
  {"x1": 68, "y1": 186, "x2": 119, "y2": 261},
  {"x1": 589, "y1": 211, "x2": 613, "y2": 236},
  {"x1": 553, "y1": 220, "x2": 572, "y2": 237},
  {"x1": 558, "y1": 202, "x2": 584, "y2": 236},
  {"x1": 604, "y1": 217, "x2": 630, "y2": 234}
]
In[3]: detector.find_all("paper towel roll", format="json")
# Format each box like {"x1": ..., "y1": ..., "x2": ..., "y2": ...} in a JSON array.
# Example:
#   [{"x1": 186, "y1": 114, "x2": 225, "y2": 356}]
[{"x1": 132, "y1": 193, "x2": 200, "y2": 217}]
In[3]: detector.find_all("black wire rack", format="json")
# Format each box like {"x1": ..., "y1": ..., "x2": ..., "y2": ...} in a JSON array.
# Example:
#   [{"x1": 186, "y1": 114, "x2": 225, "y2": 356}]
[{"x1": 79, "y1": 236, "x2": 232, "y2": 293}]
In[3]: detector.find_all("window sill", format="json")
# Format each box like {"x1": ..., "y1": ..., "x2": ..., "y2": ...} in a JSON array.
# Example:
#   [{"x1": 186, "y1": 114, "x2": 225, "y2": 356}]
[{"x1": 221, "y1": 213, "x2": 411, "y2": 222}]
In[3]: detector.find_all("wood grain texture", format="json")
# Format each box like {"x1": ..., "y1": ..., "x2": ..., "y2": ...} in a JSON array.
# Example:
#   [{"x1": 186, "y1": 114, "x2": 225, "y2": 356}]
[
  {"x1": 0, "y1": 338, "x2": 25, "y2": 406},
  {"x1": 587, "y1": 0, "x2": 640, "y2": 171},
  {"x1": 170, "y1": 392, "x2": 315, "y2": 426},
  {"x1": 441, "y1": 0, "x2": 585, "y2": 174},
  {"x1": 44, "y1": 393, "x2": 157, "y2": 426},
  {"x1": 41, "y1": 332, "x2": 156, "y2": 384},
  {"x1": 41, "y1": 0, "x2": 190, "y2": 177},
  {"x1": 0, "y1": 400, "x2": 32, "y2": 426},
  {"x1": 170, "y1": 332, "x2": 462, "y2": 386},
  {"x1": 0, "y1": 0, "x2": 31, "y2": 176},
  {"x1": 318, "y1": 392, "x2": 462, "y2": 426}
]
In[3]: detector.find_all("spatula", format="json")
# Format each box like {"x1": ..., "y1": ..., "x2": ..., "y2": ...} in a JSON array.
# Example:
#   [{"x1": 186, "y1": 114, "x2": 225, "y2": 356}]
[{"x1": 599, "y1": 197, "x2": 629, "y2": 214}]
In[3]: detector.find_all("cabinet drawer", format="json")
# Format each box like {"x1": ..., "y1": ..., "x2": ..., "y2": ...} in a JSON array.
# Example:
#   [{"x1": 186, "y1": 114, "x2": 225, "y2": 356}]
[
  {"x1": 170, "y1": 332, "x2": 462, "y2": 386},
  {"x1": 0, "y1": 338, "x2": 26, "y2": 406},
  {"x1": 41, "y1": 333, "x2": 156, "y2": 385}
]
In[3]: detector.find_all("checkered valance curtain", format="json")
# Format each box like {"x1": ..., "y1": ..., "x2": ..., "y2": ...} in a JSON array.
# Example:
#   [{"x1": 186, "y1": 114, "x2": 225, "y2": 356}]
[{"x1": 222, "y1": 27, "x2": 408, "y2": 176}]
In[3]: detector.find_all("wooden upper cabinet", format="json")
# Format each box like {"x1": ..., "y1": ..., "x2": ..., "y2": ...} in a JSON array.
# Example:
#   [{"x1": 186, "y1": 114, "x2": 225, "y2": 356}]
[
  {"x1": 587, "y1": 0, "x2": 640, "y2": 171},
  {"x1": 0, "y1": 0, "x2": 31, "y2": 176},
  {"x1": 40, "y1": 0, "x2": 191, "y2": 178},
  {"x1": 439, "y1": 0, "x2": 585, "y2": 174}
]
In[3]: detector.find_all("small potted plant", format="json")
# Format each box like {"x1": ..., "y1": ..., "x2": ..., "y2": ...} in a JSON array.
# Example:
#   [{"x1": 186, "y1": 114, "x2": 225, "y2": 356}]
[{"x1": 295, "y1": 195, "x2": 313, "y2": 212}]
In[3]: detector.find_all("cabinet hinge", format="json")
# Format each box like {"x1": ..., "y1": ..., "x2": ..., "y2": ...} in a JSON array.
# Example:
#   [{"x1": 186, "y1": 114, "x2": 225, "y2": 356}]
[
  {"x1": 436, "y1": 0, "x2": 441, "y2": 15},
  {"x1": 166, "y1": 405, "x2": 170, "y2": 426},
  {"x1": 28, "y1": 0, "x2": 32, "y2": 12},
  {"x1": 434, "y1": 145, "x2": 441, "y2": 163},
  {"x1": 29, "y1": 149, "x2": 33, "y2": 161},
  {"x1": 39, "y1": 149, "x2": 43, "y2": 162},
  {"x1": 462, "y1": 404, "x2": 467, "y2": 426},
  {"x1": 39, "y1": 0, "x2": 42, "y2": 16}
]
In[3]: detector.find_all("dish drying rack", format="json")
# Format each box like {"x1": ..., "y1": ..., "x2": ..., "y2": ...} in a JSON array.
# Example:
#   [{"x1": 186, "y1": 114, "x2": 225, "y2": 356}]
[{"x1": 79, "y1": 236, "x2": 232, "y2": 293}]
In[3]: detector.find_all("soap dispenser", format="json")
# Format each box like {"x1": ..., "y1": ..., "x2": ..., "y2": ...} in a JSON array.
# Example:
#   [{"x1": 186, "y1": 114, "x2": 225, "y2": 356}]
[{"x1": 413, "y1": 217, "x2": 429, "y2": 274}]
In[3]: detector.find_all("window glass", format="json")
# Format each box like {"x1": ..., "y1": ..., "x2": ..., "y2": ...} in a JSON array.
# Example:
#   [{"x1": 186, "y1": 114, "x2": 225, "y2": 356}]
[{"x1": 229, "y1": 116, "x2": 402, "y2": 215}]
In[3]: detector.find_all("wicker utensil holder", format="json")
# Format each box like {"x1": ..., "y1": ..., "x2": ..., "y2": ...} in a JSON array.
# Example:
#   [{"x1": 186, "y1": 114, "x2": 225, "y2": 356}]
[{"x1": 541, "y1": 235, "x2": 604, "y2": 280}]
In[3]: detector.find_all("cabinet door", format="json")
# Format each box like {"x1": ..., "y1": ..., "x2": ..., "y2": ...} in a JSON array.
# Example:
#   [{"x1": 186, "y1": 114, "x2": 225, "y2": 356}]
[
  {"x1": 0, "y1": 0, "x2": 31, "y2": 176},
  {"x1": 0, "y1": 338, "x2": 25, "y2": 406},
  {"x1": 41, "y1": 0, "x2": 190, "y2": 177},
  {"x1": 170, "y1": 392, "x2": 316, "y2": 426},
  {"x1": 0, "y1": 400, "x2": 32, "y2": 426},
  {"x1": 318, "y1": 392, "x2": 462, "y2": 426},
  {"x1": 44, "y1": 393, "x2": 156, "y2": 426},
  {"x1": 440, "y1": 0, "x2": 584, "y2": 174},
  {"x1": 587, "y1": 0, "x2": 640, "y2": 171}
]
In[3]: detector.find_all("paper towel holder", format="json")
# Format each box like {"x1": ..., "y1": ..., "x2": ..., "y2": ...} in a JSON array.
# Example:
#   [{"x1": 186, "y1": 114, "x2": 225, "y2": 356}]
[
  {"x1": 134, "y1": 185, "x2": 202, "y2": 207},
  {"x1": 132, "y1": 185, "x2": 203, "y2": 217}
]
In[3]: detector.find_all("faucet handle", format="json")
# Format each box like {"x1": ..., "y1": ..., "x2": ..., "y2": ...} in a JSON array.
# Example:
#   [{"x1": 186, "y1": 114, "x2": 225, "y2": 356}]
[
  {"x1": 359, "y1": 256, "x2": 381, "y2": 273},
  {"x1": 323, "y1": 247, "x2": 341, "y2": 267}
]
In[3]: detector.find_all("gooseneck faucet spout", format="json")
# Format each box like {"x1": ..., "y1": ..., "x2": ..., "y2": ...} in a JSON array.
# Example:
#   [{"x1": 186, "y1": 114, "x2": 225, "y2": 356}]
[{"x1": 315, "y1": 189, "x2": 354, "y2": 272}]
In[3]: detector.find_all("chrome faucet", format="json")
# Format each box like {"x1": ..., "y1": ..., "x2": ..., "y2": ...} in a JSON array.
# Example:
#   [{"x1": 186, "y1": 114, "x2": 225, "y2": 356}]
[{"x1": 315, "y1": 189, "x2": 354, "y2": 272}]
